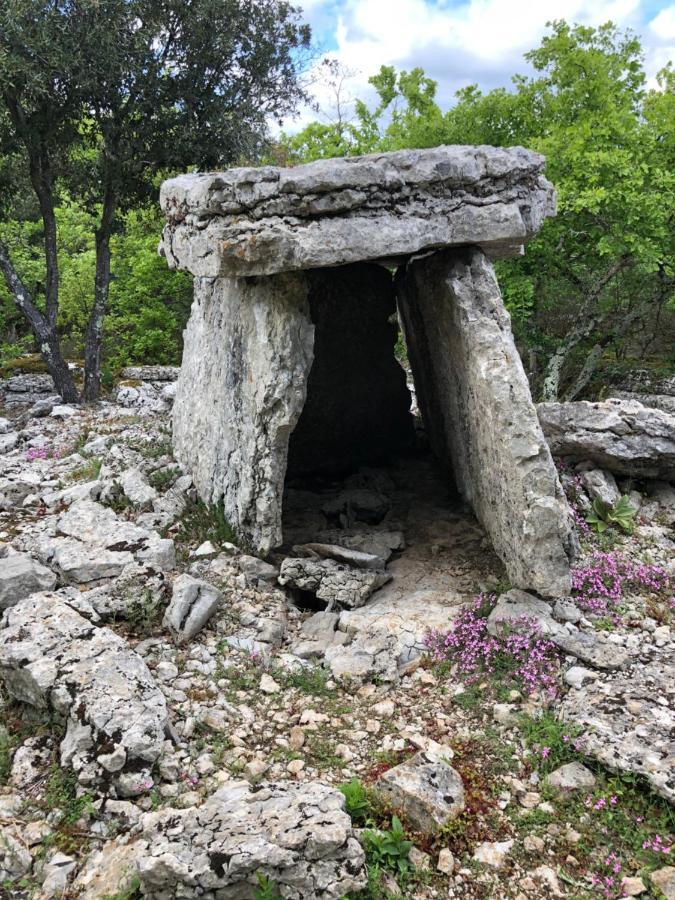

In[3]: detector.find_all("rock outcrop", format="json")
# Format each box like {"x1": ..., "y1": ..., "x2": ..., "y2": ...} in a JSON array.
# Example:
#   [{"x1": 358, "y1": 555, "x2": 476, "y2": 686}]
[
  {"x1": 160, "y1": 145, "x2": 555, "y2": 277},
  {"x1": 0, "y1": 593, "x2": 168, "y2": 795},
  {"x1": 537, "y1": 398, "x2": 675, "y2": 480},
  {"x1": 135, "y1": 780, "x2": 367, "y2": 898}
]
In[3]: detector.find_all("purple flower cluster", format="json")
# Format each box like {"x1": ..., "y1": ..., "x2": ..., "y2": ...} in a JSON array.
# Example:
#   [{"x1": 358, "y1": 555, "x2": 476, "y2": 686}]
[
  {"x1": 642, "y1": 834, "x2": 672, "y2": 855},
  {"x1": 424, "y1": 594, "x2": 560, "y2": 697},
  {"x1": 571, "y1": 551, "x2": 674, "y2": 617},
  {"x1": 25, "y1": 446, "x2": 51, "y2": 461},
  {"x1": 589, "y1": 850, "x2": 622, "y2": 898}
]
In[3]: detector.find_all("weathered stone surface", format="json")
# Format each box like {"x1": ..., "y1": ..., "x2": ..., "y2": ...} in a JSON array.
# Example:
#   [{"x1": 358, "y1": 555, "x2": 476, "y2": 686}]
[
  {"x1": 580, "y1": 469, "x2": 621, "y2": 506},
  {"x1": 650, "y1": 867, "x2": 675, "y2": 899},
  {"x1": 120, "y1": 365, "x2": 180, "y2": 382},
  {"x1": 57, "y1": 498, "x2": 150, "y2": 550},
  {"x1": 374, "y1": 750, "x2": 465, "y2": 832},
  {"x1": 163, "y1": 574, "x2": 221, "y2": 642},
  {"x1": 286, "y1": 264, "x2": 413, "y2": 476},
  {"x1": 558, "y1": 657, "x2": 674, "y2": 802},
  {"x1": 398, "y1": 247, "x2": 574, "y2": 596},
  {"x1": 172, "y1": 271, "x2": 313, "y2": 553},
  {"x1": 537, "y1": 398, "x2": 675, "y2": 479},
  {"x1": 119, "y1": 468, "x2": 158, "y2": 510},
  {"x1": 0, "y1": 550, "x2": 56, "y2": 609},
  {"x1": 544, "y1": 762, "x2": 596, "y2": 793},
  {"x1": 0, "y1": 593, "x2": 168, "y2": 794},
  {"x1": 473, "y1": 840, "x2": 513, "y2": 869},
  {"x1": 294, "y1": 543, "x2": 383, "y2": 570},
  {"x1": 160, "y1": 145, "x2": 555, "y2": 277},
  {"x1": 278, "y1": 557, "x2": 390, "y2": 610},
  {"x1": 135, "y1": 780, "x2": 366, "y2": 898},
  {"x1": 42, "y1": 537, "x2": 135, "y2": 583}
]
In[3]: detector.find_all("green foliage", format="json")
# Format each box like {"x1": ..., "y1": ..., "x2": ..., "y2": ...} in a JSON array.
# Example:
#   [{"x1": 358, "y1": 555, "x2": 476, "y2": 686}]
[
  {"x1": 586, "y1": 495, "x2": 638, "y2": 534},
  {"x1": 518, "y1": 711, "x2": 584, "y2": 774},
  {"x1": 360, "y1": 816, "x2": 413, "y2": 875},
  {"x1": 339, "y1": 777, "x2": 371, "y2": 824},
  {"x1": 278, "y1": 21, "x2": 675, "y2": 396},
  {"x1": 44, "y1": 764, "x2": 92, "y2": 826},
  {"x1": 171, "y1": 497, "x2": 241, "y2": 557},
  {"x1": 253, "y1": 874, "x2": 282, "y2": 900}
]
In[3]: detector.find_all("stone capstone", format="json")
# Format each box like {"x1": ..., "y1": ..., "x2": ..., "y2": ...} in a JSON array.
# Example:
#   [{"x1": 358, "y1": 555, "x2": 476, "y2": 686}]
[
  {"x1": 537, "y1": 398, "x2": 675, "y2": 480},
  {"x1": 374, "y1": 750, "x2": 465, "y2": 832},
  {"x1": 160, "y1": 145, "x2": 555, "y2": 277},
  {"x1": 135, "y1": 780, "x2": 367, "y2": 898},
  {"x1": 398, "y1": 247, "x2": 574, "y2": 596},
  {"x1": 278, "y1": 557, "x2": 390, "y2": 610},
  {"x1": 0, "y1": 593, "x2": 168, "y2": 795}
]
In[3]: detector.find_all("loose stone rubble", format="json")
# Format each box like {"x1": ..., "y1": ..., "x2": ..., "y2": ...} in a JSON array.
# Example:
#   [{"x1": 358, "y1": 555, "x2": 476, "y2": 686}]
[{"x1": 0, "y1": 358, "x2": 674, "y2": 899}]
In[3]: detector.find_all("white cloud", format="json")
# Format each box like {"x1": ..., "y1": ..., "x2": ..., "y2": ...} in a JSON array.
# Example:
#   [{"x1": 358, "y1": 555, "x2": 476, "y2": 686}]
[{"x1": 286, "y1": 0, "x2": 675, "y2": 132}]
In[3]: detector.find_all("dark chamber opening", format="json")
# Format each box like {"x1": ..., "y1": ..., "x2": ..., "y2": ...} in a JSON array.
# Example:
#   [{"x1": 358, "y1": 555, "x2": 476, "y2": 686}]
[{"x1": 285, "y1": 261, "x2": 416, "y2": 481}]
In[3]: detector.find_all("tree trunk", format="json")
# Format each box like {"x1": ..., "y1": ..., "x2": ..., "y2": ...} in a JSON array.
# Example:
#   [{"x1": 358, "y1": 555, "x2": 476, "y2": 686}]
[
  {"x1": 0, "y1": 239, "x2": 79, "y2": 402},
  {"x1": 564, "y1": 343, "x2": 603, "y2": 401},
  {"x1": 541, "y1": 258, "x2": 630, "y2": 401},
  {"x1": 83, "y1": 188, "x2": 117, "y2": 401}
]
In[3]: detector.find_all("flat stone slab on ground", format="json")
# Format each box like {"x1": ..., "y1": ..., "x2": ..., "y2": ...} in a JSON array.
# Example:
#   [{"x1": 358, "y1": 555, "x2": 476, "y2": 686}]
[
  {"x1": 558, "y1": 657, "x2": 674, "y2": 803},
  {"x1": 135, "y1": 780, "x2": 366, "y2": 898},
  {"x1": 538, "y1": 398, "x2": 675, "y2": 480},
  {"x1": 0, "y1": 550, "x2": 57, "y2": 609}
]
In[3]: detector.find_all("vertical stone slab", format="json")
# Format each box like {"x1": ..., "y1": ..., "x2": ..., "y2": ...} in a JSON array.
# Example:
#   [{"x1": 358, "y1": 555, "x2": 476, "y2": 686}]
[
  {"x1": 287, "y1": 263, "x2": 414, "y2": 477},
  {"x1": 397, "y1": 247, "x2": 573, "y2": 596},
  {"x1": 172, "y1": 273, "x2": 314, "y2": 552}
]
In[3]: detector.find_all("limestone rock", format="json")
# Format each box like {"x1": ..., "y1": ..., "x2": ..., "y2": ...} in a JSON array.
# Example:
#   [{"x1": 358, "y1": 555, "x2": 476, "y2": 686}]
[
  {"x1": 0, "y1": 824, "x2": 33, "y2": 882},
  {"x1": 0, "y1": 431, "x2": 19, "y2": 453},
  {"x1": 650, "y1": 867, "x2": 675, "y2": 900},
  {"x1": 41, "y1": 852, "x2": 77, "y2": 898},
  {"x1": 71, "y1": 842, "x2": 141, "y2": 900},
  {"x1": 163, "y1": 574, "x2": 221, "y2": 642},
  {"x1": 544, "y1": 762, "x2": 596, "y2": 793},
  {"x1": 0, "y1": 551, "x2": 57, "y2": 609},
  {"x1": 172, "y1": 271, "x2": 313, "y2": 553},
  {"x1": 279, "y1": 557, "x2": 390, "y2": 610},
  {"x1": 487, "y1": 589, "x2": 628, "y2": 670},
  {"x1": 44, "y1": 537, "x2": 135, "y2": 583},
  {"x1": 0, "y1": 593, "x2": 168, "y2": 794},
  {"x1": 57, "y1": 497, "x2": 150, "y2": 549},
  {"x1": 537, "y1": 398, "x2": 675, "y2": 480},
  {"x1": 136, "y1": 780, "x2": 367, "y2": 898},
  {"x1": 296, "y1": 543, "x2": 383, "y2": 571},
  {"x1": 120, "y1": 365, "x2": 179, "y2": 382},
  {"x1": 398, "y1": 247, "x2": 574, "y2": 596},
  {"x1": 580, "y1": 469, "x2": 621, "y2": 506},
  {"x1": 558, "y1": 657, "x2": 674, "y2": 802},
  {"x1": 374, "y1": 750, "x2": 465, "y2": 832},
  {"x1": 473, "y1": 840, "x2": 513, "y2": 869},
  {"x1": 119, "y1": 468, "x2": 158, "y2": 510},
  {"x1": 160, "y1": 145, "x2": 555, "y2": 277}
]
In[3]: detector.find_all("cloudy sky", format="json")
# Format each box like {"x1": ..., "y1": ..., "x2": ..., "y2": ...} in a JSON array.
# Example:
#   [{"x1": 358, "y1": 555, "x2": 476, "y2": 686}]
[{"x1": 286, "y1": 0, "x2": 675, "y2": 129}]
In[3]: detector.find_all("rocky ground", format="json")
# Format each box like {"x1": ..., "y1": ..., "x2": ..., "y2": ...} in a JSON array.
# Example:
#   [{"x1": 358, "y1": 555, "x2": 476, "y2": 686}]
[{"x1": 0, "y1": 371, "x2": 673, "y2": 900}]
